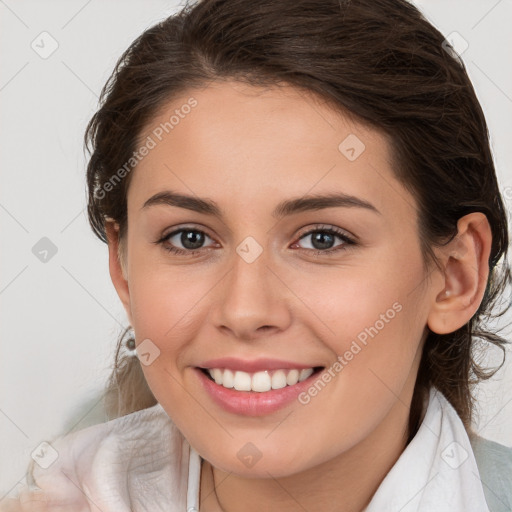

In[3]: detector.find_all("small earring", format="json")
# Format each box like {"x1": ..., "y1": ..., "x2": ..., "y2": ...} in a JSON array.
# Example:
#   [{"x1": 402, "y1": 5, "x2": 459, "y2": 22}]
[
  {"x1": 444, "y1": 289, "x2": 451, "y2": 297},
  {"x1": 126, "y1": 328, "x2": 137, "y2": 357}
]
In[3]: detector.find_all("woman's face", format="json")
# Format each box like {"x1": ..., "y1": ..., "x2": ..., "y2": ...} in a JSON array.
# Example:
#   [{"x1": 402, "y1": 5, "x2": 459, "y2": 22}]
[{"x1": 112, "y1": 81, "x2": 442, "y2": 477}]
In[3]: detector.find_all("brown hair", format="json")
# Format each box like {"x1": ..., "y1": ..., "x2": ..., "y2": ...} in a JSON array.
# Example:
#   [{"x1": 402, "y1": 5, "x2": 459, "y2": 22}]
[{"x1": 85, "y1": 0, "x2": 510, "y2": 441}]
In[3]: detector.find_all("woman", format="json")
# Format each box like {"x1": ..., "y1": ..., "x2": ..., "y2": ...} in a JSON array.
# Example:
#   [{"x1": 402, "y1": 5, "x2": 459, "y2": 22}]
[{"x1": 2, "y1": 0, "x2": 511, "y2": 510}]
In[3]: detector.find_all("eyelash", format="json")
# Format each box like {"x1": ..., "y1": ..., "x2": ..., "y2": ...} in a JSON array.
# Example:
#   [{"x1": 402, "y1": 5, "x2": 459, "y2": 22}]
[{"x1": 155, "y1": 224, "x2": 356, "y2": 257}]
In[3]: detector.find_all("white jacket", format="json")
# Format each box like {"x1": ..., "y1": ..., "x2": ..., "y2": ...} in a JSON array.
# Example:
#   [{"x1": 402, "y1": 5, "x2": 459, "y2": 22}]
[{"x1": 1, "y1": 386, "x2": 511, "y2": 511}]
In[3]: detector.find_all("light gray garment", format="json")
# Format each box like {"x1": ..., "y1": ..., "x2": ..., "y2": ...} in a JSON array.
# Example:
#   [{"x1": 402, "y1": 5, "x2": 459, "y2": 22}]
[{"x1": 469, "y1": 431, "x2": 512, "y2": 512}]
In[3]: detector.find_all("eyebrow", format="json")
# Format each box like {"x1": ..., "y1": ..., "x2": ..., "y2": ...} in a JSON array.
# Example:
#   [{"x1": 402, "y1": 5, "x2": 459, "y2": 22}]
[{"x1": 141, "y1": 190, "x2": 380, "y2": 218}]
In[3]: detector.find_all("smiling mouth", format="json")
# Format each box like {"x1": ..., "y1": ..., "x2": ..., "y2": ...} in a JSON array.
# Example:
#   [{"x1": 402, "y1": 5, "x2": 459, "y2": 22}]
[{"x1": 199, "y1": 366, "x2": 324, "y2": 393}]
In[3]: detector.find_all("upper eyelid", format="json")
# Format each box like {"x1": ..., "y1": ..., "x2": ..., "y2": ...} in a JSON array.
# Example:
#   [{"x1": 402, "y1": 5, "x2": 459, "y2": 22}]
[
  {"x1": 162, "y1": 224, "x2": 214, "y2": 239},
  {"x1": 297, "y1": 224, "x2": 355, "y2": 240}
]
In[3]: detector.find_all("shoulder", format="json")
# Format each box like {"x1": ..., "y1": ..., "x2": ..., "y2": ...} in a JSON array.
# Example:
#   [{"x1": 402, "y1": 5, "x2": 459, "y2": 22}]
[
  {"x1": 1, "y1": 403, "x2": 188, "y2": 512},
  {"x1": 32, "y1": 402, "x2": 179, "y2": 479},
  {"x1": 468, "y1": 432, "x2": 512, "y2": 512}
]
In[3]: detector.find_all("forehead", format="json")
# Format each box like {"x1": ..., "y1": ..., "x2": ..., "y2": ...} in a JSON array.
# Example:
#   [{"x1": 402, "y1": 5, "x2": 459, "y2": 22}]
[{"x1": 128, "y1": 81, "x2": 411, "y2": 219}]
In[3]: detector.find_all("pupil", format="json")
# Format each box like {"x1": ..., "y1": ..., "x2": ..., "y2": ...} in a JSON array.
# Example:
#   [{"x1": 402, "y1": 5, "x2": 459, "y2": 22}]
[
  {"x1": 182, "y1": 230, "x2": 204, "y2": 250},
  {"x1": 312, "y1": 231, "x2": 334, "y2": 250}
]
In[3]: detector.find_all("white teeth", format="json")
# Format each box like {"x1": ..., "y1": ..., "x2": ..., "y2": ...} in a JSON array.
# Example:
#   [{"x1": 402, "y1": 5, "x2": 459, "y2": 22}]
[
  {"x1": 298, "y1": 368, "x2": 314, "y2": 382},
  {"x1": 212, "y1": 368, "x2": 223, "y2": 385},
  {"x1": 222, "y1": 369, "x2": 234, "y2": 388},
  {"x1": 286, "y1": 369, "x2": 299, "y2": 385},
  {"x1": 271, "y1": 370, "x2": 287, "y2": 389},
  {"x1": 233, "y1": 371, "x2": 252, "y2": 391},
  {"x1": 252, "y1": 371, "x2": 271, "y2": 392},
  {"x1": 206, "y1": 367, "x2": 317, "y2": 392}
]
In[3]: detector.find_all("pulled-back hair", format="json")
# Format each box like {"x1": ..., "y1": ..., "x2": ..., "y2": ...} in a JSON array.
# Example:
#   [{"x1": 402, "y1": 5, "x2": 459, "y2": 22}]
[{"x1": 84, "y1": 0, "x2": 511, "y2": 441}]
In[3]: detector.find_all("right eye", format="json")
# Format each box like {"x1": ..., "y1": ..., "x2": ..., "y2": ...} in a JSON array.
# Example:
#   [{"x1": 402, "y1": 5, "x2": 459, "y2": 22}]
[{"x1": 156, "y1": 227, "x2": 218, "y2": 255}]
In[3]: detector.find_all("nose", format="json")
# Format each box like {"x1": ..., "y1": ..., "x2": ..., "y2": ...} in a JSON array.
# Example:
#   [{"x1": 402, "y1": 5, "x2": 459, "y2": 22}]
[{"x1": 211, "y1": 245, "x2": 293, "y2": 342}]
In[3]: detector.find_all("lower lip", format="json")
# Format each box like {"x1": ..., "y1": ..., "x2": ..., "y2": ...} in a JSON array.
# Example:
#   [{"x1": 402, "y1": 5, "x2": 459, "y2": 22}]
[{"x1": 195, "y1": 367, "x2": 323, "y2": 416}]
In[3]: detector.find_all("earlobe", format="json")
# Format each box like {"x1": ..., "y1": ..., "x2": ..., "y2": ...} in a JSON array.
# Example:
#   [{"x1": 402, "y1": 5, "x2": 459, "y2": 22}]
[
  {"x1": 105, "y1": 219, "x2": 133, "y2": 325},
  {"x1": 427, "y1": 212, "x2": 492, "y2": 335}
]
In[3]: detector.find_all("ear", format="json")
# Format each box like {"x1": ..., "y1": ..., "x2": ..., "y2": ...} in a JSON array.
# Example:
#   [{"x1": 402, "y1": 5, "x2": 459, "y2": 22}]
[
  {"x1": 105, "y1": 219, "x2": 133, "y2": 326},
  {"x1": 427, "y1": 212, "x2": 492, "y2": 335}
]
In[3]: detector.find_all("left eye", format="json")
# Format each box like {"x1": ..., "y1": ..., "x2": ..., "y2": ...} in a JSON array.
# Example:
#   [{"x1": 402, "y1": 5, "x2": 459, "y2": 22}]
[{"x1": 292, "y1": 226, "x2": 355, "y2": 254}]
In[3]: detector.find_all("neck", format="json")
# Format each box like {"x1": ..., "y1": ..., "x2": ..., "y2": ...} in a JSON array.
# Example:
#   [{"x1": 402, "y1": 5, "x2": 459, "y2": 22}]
[{"x1": 199, "y1": 384, "x2": 423, "y2": 512}]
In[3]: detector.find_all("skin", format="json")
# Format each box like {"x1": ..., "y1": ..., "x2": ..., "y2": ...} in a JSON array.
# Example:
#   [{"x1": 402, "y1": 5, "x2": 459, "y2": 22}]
[{"x1": 105, "y1": 81, "x2": 492, "y2": 512}]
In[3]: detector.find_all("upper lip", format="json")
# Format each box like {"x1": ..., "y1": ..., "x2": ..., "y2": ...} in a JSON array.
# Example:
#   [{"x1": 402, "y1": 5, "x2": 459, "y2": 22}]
[{"x1": 197, "y1": 357, "x2": 323, "y2": 373}]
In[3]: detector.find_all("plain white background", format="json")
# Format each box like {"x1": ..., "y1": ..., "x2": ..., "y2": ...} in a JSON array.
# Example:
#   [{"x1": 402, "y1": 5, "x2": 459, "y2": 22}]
[{"x1": 1, "y1": 0, "x2": 511, "y2": 497}]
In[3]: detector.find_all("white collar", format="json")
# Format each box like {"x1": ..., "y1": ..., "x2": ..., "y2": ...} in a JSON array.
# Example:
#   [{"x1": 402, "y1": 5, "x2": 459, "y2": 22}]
[
  {"x1": 186, "y1": 387, "x2": 489, "y2": 512},
  {"x1": 364, "y1": 386, "x2": 489, "y2": 511}
]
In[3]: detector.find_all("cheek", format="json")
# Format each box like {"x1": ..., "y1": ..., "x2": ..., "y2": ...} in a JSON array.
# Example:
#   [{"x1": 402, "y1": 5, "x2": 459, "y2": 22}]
[
  {"x1": 130, "y1": 275, "x2": 208, "y2": 340},
  {"x1": 286, "y1": 250, "x2": 428, "y2": 384},
  {"x1": 126, "y1": 262, "x2": 216, "y2": 401},
  {"x1": 127, "y1": 239, "x2": 215, "y2": 341}
]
